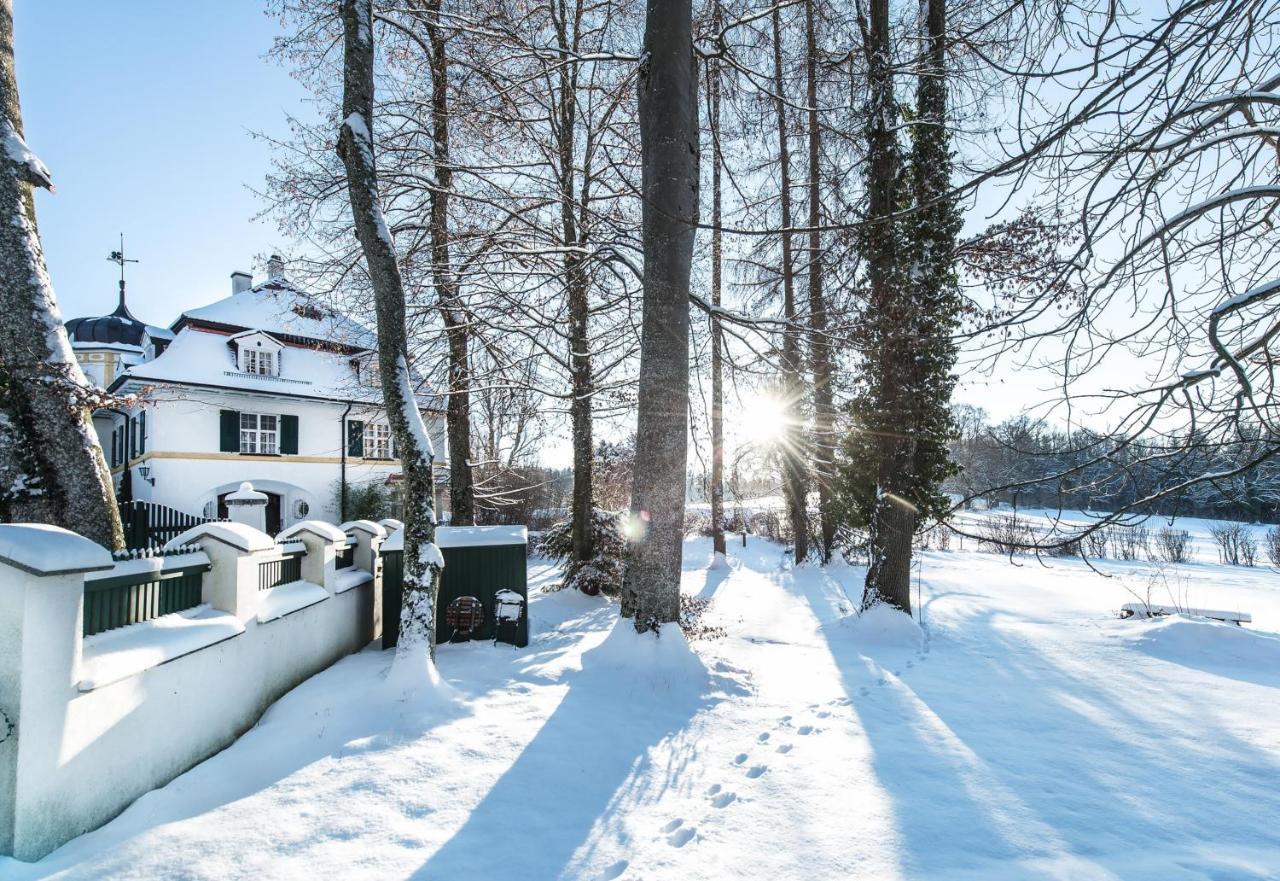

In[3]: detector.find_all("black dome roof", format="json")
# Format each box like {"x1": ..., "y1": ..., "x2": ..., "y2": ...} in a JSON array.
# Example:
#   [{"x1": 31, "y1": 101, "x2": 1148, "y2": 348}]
[{"x1": 65, "y1": 286, "x2": 149, "y2": 347}]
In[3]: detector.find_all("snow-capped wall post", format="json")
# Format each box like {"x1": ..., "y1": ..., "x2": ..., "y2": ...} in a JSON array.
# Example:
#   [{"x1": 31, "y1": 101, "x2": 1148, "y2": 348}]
[
  {"x1": 0, "y1": 1, "x2": 123, "y2": 550},
  {"x1": 224, "y1": 482, "x2": 269, "y2": 535},
  {"x1": 0, "y1": 524, "x2": 112, "y2": 860},
  {"x1": 341, "y1": 520, "x2": 387, "y2": 575},
  {"x1": 337, "y1": 0, "x2": 443, "y2": 672},
  {"x1": 164, "y1": 522, "x2": 275, "y2": 622},
  {"x1": 277, "y1": 521, "x2": 347, "y2": 595}
]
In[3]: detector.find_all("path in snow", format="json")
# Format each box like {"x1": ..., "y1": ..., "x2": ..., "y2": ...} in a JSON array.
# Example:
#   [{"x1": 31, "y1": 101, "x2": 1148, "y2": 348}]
[{"x1": 7, "y1": 537, "x2": 1280, "y2": 881}]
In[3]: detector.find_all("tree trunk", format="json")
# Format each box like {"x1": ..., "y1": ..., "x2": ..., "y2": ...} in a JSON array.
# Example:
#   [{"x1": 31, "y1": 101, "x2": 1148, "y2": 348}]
[
  {"x1": 804, "y1": 0, "x2": 835, "y2": 563},
  {"x1": 770, "y1": 4, "x2": 810, "y2": 564},
  {"x1": 708, "y1": 0, "x2": 726, "y2": 561},
  {"x1": 861, "y1": 0, "x2": 914, "y2": 613},
  {"x1": 0, "y1": 0, "x2": 122, "y2": 550},
  {"x1": 621, "y1": 0, "x2": 698, "y2": 630},
  {"x1": 422, "y1": 0, "x2": 475, "y2": 527},
  {"x1": 338, "y1": 0, "x2": 441, "y2": 661}
]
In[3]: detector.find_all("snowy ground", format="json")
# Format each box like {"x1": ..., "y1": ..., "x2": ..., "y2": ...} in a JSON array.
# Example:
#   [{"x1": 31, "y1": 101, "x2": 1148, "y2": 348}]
[{"x1": 7, "y1": 531, "x2": 1280, "y2": 881}]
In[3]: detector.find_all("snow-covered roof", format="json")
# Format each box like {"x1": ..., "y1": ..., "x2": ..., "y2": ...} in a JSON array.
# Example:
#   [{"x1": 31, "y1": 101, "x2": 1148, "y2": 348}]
[
  {"x1": 115, "y1": 326, "x2": 446, "y2": 411},
  {"x1": 117, "y1": 326, "x2": 381, "y2": 403},
  {"x1": 177, "y1": 281, "x2": 375, "y2": 350}
]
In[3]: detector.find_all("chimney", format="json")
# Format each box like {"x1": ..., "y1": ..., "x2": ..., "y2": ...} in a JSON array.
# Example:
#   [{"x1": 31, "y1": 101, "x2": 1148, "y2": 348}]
[
  {"x1": 230, "y1": 270, "x2": 252, "y2": 294},
  {"x1": 267, "y1": 254, "x2": 285, "y2": 281}
]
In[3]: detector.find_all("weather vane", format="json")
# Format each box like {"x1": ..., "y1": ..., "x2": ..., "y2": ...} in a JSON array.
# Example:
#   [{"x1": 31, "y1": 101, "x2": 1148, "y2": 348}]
[{"x1": 107, "y1": 233, "x2": 138, "y2": 285}]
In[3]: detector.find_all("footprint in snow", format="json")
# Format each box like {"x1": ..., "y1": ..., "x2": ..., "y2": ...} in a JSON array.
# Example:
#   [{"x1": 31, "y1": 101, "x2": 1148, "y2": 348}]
[
  {"x1": 757, "y1": 732, "x2": 771, "y2": 743},
  {"x1": 711, "y1": 791, "x2": 737, "y2": 808},
  {"x1": 776, "y1": 743, "x2": 793, "y2": 754},
  {"x1": 745, "y1": 764, "x2": 768, "y2": 779},
  {"x1": 858, "y1": 687, "x2": 870, "y2": 697},
  {"x1": 667, "y1": 826, "x2": 697, "y2": 848},
  {"x1": 816, "y1": 710, "x2": 830, "y2": 719},
  {"x1": 706, "y1": 783, "x2": 722, "y2": 796},
  {"x1": 599, "y1": 860, "x2": 629, "y2": 880},
  {"x1": 797, "y1": 725, "x2": 814, "y2": 736},
  {"x1": 662, "y1": 818, "x2": 684, "y2": 834},
  {"x1": 779, "y1": 714, "x2": 793, "y2": 725},
  {"x1": 733, "y1": 753, "x2": 749, "y2": 765}
]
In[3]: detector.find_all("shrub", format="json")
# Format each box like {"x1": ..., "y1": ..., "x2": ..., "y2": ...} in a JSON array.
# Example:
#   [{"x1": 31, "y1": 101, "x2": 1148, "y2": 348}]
[
  {"x1": 1209, "y1": 521, "x2": 1257, "y2": 566},
  {"x1": 1266, "y1": 527, "x2": 1280, "y2": 568},
  {"x1": 1110, "y1": 526, "x2": 1151, "y2": 562},
  {"x1": 977, "y1": 514, "x2": 1035, "y2": 553},
  {"x1": 916, "y1": 524, "x2": 952, "y2": 551},
  {"x1": 1047, "y1": 538, "x2": 1081, "y2": 558},
  {"x1": 1082, "y1": 528, "x2": 1109, "y2": 559},
  {"x1": 1153, "y1": 527, "x2": 1192, "y2": 564},
  {"x1": 536, "y1": 508, "x2": 626, "y2": 595},
  {"x1": 678, "y1": 594, "x2": 726, "y2": 641}
]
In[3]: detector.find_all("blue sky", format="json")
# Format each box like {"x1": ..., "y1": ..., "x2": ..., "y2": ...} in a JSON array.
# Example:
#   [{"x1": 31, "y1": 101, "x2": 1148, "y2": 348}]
[{"x1": 15, "y1": 1, "x2": 312, "y2": 327}]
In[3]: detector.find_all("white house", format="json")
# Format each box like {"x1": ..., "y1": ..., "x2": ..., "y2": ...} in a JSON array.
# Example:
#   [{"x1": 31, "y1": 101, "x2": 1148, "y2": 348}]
[{"x1": 65, "y1": 256, "x2": 448, "y2": 533}]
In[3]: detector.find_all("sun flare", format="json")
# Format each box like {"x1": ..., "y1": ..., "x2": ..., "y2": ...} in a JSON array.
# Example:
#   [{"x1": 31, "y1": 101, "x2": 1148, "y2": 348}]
[{"x1": 733, "y1": 391, "x2": 791, "y2": 446}]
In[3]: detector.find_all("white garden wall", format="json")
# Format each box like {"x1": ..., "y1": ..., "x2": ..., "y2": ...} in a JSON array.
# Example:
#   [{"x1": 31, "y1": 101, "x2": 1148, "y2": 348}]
[{"x1": 0, "y1": 519, "x2": 386, "y2": 861}]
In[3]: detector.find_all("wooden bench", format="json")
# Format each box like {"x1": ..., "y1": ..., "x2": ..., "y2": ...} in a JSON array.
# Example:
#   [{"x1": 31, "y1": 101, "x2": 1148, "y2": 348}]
[{"x1": 1120, "y1": 603, "x2": 1251, "y2": 626}]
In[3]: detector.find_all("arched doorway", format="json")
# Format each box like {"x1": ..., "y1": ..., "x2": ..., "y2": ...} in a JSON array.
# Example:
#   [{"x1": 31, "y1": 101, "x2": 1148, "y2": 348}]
[{"x1": 218, "y1": 490, "x2": 283, "y2": 536}]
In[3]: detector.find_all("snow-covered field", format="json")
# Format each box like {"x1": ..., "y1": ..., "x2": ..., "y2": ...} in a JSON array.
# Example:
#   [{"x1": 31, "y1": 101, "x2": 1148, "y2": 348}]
[{"x1": 7, "y1": 528, "x2": 1280, "y2": 881}]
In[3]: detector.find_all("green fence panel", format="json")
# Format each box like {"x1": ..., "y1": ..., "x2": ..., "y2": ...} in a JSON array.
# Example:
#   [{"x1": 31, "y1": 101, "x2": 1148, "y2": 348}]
[
  {"x1": 380, "y1": 543, "x2": 527, "y2": 649},
  {"x1": 83, "y1": 563, "x2": 210, "y2": 637}
]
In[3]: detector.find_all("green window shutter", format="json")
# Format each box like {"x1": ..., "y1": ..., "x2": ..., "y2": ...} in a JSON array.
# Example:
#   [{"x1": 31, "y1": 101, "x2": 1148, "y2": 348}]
[
  {"x1": 138, "y1": 410, "x2": 147, "y2": 454},
  {"x1": 347, "y1": 420, "x2": 365, "y2": 458},
  {"x1": 110, "y1": 430, "x2": 117, "y2": 467},
  {"x1": 129, "y1": 417, "x2": 137, "y2": 459},
  {"x1": 280, "y1": 414, "x2": 299, "y2": 455},
  {"x1": 219, "y1": 410, "x2": 241, "y2": 452}
]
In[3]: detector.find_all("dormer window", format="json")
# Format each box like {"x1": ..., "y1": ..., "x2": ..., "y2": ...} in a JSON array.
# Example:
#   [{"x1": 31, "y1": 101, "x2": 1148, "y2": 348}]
[
  {"x1": 229, "y1": 330, "x2": 284, "y2": 378},
  {"x1": 244, "y1": 349, "x2": 274, "y2": 376}
]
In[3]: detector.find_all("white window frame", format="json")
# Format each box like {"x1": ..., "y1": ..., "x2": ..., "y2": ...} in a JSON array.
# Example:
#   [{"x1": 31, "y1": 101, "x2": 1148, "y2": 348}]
[
  {"x1": 240, "y1": 412, "x2": 279, "y2": 455},
  {"x1": 242, "y1": 348, "x2": 275, "y2": 376},
  {"x1": 364, "y1": 422, "x2": 392, "y2": 459}
]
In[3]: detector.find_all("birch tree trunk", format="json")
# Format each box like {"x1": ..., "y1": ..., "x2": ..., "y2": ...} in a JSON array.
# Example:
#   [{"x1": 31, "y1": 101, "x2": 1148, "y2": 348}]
[
  {"x1": 708, "y1": 0, "x2": 726, "y2": 562},
  {"x1": 422, "y1": 0, "x2": 476, "y2": 528},
  {"x1": 338, "y1": 0, "x2": 441, "y2": 662},
  {"x1": 0, "y1": 0, "x2": 122, "y2": 550},
  {"x1": 770, "y1": 4, "x2": 810, "y2": 564},
  {"x1": 804, "y1": 0, "x2": 836, "y2": 563},
  {"x1": 621, "y1": 0, "x2": 698, "y2": 630}
]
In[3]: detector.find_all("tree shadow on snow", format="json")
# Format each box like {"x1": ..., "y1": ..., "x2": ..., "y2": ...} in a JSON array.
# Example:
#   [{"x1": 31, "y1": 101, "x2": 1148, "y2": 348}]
[
  {"x1": 408, "y1": 629, "x2": 709, "y2": 881},
  {"x1": 808, "y1": 597, "x2": 1280, "y2": 879}
]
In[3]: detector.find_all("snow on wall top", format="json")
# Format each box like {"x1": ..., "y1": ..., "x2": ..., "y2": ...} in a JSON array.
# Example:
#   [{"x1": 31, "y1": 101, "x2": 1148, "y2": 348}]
[
  {"x1": 164, "y1": 522, "x2": 276, "y2": 554},
  {"x1": 0, "y1": 524, "x2": 114, "y2": 576},
  {"x1": 178, "y1": 282, "x2": 375, "y2": 350},
  {"x1": 436, "y1": 526, "x2": 528, "y2": 548},
  {"x1": 278, "y1": 520, "x2": 349, "y2": 543}
]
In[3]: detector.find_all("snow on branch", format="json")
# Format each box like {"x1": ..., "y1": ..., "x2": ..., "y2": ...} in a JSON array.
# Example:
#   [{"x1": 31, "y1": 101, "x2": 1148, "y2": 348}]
[{"x1": 2, "y1": 119, "x2": 53, "y2": 191}]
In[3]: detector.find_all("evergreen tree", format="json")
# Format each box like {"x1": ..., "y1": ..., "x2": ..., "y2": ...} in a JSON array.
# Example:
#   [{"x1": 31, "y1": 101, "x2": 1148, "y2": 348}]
[{"x1": 837, "y1": 0, "x2": 959, "y2": 613}]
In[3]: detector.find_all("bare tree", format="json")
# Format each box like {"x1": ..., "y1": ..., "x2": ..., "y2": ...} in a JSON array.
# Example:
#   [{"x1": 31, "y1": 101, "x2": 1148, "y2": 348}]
[
  {"x1": 0, "y1": 0, "x2": 122, "y2": 549},
  {"x1": 622, "y1": 0, "x2": 699, "y2": 630},
  {"x1": 337, "y1": 0, "x2": 441, "y2": 663},
  {"x1": 707, "y1": 0, "x2": 727, "y2": 563}
]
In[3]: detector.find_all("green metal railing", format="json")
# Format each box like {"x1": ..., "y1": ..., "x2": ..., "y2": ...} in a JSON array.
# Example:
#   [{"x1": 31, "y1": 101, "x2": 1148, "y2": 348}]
[
  {"x1": 84, "y1": 553, "x2": 211, "y2": 637},
  {"x1": 258, "y1": 548, "x2": 305, "y2": 591}
]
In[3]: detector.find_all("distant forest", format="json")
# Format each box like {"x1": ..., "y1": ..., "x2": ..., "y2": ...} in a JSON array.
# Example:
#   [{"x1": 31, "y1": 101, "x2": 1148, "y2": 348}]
[{"x1": 946, "y1": 406, "x2": 1280, "y2": 525}]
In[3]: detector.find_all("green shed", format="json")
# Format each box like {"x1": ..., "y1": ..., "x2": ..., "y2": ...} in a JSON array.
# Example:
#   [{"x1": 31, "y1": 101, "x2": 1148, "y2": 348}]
[{"x1": 381, "y1": 525, "x2": 528, "y2": 649}]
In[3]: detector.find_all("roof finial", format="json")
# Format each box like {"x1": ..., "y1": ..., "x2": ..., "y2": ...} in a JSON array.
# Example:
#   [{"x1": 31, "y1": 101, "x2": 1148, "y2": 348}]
[{"x1": 107, "y1": 233, "x2": 139, "y2": 312}]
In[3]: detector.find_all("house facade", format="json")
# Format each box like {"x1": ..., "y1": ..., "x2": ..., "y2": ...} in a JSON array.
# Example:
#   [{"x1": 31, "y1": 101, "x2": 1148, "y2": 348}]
[{"x1": 65, "y1": 256, "x2": 448, "y2": 533}]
